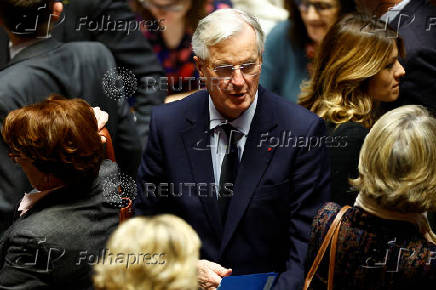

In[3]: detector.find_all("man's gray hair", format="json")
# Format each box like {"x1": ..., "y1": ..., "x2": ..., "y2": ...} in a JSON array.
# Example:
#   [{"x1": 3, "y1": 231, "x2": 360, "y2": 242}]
[{"x1": 192, "y1": 9, "x2": 264, "y2": 60}]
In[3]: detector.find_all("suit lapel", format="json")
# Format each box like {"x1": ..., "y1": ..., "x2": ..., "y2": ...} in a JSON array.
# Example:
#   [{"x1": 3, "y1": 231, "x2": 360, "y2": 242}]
[
  {"x1": 181, "y1": 91, "x2": 223, "y2": 238},
  {"x1": 220, "y1": 86, "x2": 280, "y2": 254}
]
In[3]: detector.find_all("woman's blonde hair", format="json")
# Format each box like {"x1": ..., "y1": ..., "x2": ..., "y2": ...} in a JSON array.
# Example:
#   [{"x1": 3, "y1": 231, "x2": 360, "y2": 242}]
[
  {"x1": 351, "y1": 105, "x2": 436, "y2": 212},
  {"x1": 299, "y1": 14, "x2": 404, "y2": 128},
  {"x1": 94, "y1": 215, "x2": 201, "y2": 290}
]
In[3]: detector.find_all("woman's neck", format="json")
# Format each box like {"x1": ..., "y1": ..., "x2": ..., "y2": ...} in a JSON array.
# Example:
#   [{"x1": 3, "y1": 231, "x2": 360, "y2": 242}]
[{"x1": 162, "y1": 20, "x2": 186, "y2": 49}]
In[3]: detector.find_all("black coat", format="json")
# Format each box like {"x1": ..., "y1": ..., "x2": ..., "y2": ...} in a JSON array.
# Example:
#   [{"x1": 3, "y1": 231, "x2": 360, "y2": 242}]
[
  {"x1": 0, "y1": 0, "x2": 167, "y2": 147},
  {"x1": 0, "y1": 160, "x2": 120, "y2": 289},
  {"x1": 325, "y1": 121, "x2": 369, "y2": 206},
  {"x1": 0, "y1": 37, "x2": 141, "y2": 234},
  {"x1": 388, "y1": 0, "x2": 436, "y2": 112}
]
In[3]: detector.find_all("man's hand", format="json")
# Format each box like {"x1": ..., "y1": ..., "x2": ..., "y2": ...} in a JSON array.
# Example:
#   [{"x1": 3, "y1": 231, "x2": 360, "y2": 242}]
[{"x1": 198, "y1": 259, "x2": 232, "y2": 290}]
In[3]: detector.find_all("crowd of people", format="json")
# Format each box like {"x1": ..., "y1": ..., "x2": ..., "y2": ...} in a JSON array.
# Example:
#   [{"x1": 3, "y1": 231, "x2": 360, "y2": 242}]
[{"x1": 0, "y1": 0, "x2": 435, "y2": 289}]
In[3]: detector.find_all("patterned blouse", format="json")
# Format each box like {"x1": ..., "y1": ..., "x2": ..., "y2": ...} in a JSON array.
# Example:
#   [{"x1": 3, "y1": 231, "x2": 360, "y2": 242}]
[
  {"x1": 139, "y1": 0, "x2": 232, "y2": 94},
  {"x1": 306, "y1": 202, "x2": 436, "y2": 290}
]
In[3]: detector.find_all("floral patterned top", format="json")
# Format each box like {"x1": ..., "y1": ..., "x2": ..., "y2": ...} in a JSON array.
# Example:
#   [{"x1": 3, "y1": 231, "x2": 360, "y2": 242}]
[
  {"x1": 306, "y1": 202, "x2": 436, "y2": 290},
  {"x1": 139, "y1": 0, "x2": 232, "y2": 94}
]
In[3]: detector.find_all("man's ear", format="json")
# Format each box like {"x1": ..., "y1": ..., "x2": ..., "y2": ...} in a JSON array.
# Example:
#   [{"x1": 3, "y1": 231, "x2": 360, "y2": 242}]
[
  {"x1": 52, "y1": 2, "x2": 64, "y2": 22},
  {"x1": 194, "y1": 56, "x2": 205, "y2": 77}
]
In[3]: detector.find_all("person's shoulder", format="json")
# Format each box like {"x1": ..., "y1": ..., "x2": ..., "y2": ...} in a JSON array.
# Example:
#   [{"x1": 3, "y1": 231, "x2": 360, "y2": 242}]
[
  {"x1": 261, "y1": 87, "x2": 322, "y2": 126},
  {"x1": 334, "y1": 122, "x2": 369, "y2": 138},
  {"x1": 152, "y1": 89, "x2": 208, "y2": 118},
  {"x1": 0, "y1": 63, "x2": 37, "y2": 104},
  {"x1": 4, "y1": 211, "x2": 60, "y2": 243},
  {"x1": 312, "y1": 202, "x2": 342, "y2": 232},
  {"x1": 64, "y1": 0, "x2": 111, "y2": 16},
  {"x1": 62, "y1": 41, "x2": 111, "y2": 56},
  {"x1": 398, "y1": 0, "x2": 436, "y2": 40},
  {"x1": 405, "y1": 0, "x2": 436, "y2": 16},
  {"x1": 268, "y1": 19, "x2": 291, "y2": 38},
  {"x1": 60, "y1": 42, "x2": 114, "y2": 69},
  {"x1": 0, "y1": 63, "x2": 26, "y2": 79},
  {"x1": 264, "y1": 20, "x2": 291, "y2": 49},
  {"x1": 318, "y1": 202, "x2": 342, "y2": 215}
]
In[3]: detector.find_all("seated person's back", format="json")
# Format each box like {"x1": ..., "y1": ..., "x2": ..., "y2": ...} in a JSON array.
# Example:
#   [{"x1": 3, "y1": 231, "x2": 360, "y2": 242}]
[
  {"x1": 305, "y1": 105, "x2": 436, "y2": 289},
  {"x1": 0, "y1": 97, "x2": 120, "y2": 289},
  {"x1": 0, "y1": 0, "x2": 141, "y2": 235}
]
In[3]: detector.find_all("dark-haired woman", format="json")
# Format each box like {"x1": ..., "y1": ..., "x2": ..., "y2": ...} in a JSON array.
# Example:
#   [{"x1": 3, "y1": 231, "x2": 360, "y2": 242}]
[
  {"x1": 260, "y1": 0, "x2": 355, "y2": 103},
  {"x1": 130, "y1": 0, "x2": 232, "y2": 97}
]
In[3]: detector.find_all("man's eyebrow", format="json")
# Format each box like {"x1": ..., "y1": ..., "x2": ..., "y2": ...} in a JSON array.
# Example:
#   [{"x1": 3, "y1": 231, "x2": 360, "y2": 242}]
[
  {"x1": 213, "y1": 58, "x2": 257, "y2": 66},
  {"x1": 213, "y1": 61, "x2": 232, "y2": 66}
]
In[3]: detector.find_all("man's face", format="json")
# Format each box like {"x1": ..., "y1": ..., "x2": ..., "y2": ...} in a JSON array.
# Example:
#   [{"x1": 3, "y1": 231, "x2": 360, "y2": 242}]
[
  {"x1": 195, "y1": 24, "x2": 261, "y2": 120},
  {"x1": 355, "y1": 0, "x2": 402, "y2": 17}
]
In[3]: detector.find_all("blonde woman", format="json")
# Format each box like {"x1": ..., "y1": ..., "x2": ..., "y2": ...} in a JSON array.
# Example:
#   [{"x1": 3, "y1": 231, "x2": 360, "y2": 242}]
[
  {"x1": 94, "y1": 214, "x2": 200, "y2": 290},
  {"x1": 299, "y1": 14, "x2": 405, "y2": 206},
  {"x1": 306, "y1": 105, "x2": 436, "y2": 290}
]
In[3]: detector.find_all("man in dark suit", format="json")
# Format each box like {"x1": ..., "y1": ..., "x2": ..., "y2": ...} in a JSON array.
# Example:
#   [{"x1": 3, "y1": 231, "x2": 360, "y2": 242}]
[
  {"x1": 0, "y1": 0, "x2": 141, "y2": 234},
  {"x1": 135, "y1": 9, "x2": 331, "y2": 290},
  {"x1": 355, "y1": 0, "x2": 436, "y2": 112},
  {"x1": 0, "y1": 0, "x2": 167, "y2": 148}
]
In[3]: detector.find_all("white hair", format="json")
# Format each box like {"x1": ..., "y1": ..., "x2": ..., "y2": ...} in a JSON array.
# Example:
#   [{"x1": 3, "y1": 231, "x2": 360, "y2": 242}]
[{"x1": 192, "y1": 9, "x2": 264, "y2": 60}]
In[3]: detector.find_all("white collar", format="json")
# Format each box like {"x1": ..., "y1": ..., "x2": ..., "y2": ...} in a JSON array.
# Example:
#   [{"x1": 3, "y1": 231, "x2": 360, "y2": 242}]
[{"x1": 208, "y1": 90, "x2": 258, "y2": 136}]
